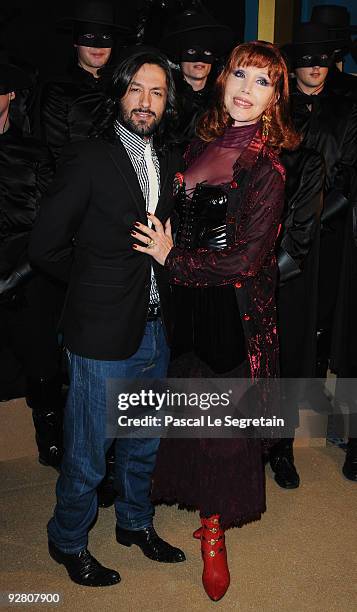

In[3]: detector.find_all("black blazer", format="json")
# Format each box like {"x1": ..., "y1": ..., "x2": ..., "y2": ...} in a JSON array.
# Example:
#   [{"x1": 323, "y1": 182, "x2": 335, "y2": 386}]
[{"x1": 29, "y1": 135, "x2": 182, "y2": 360}]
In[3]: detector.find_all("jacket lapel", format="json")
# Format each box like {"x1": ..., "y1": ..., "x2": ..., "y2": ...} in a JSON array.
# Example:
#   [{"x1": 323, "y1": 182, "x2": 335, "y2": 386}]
[
  {"x1": 155, "y1": 152, "x2": 170, "y2": 219},
  {"x1": 103, "y1": 139, "x2": 147, "y2": 222},
  {"x1": 103, "y1": 136, "x2": 174, "y2": 222}
]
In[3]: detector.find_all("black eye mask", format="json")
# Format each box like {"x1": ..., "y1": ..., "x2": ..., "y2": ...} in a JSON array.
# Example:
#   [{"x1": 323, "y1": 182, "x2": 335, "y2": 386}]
[
  {"x1": 76, "y1": 32, "x2": 114, "y2": 48},
  {"x1": 295, "y1": 53, "x2": 333, "y2": 68},
  {"x1": 181, "y1": 47, "x2": 215, "y2": 64},
  {"x1": 74, "y1": 22, "x2": 114, "y2": 48}
]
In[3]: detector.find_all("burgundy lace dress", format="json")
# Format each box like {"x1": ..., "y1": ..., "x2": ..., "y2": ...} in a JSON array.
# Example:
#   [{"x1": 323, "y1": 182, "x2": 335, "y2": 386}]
[{"x1": 151, "y1": 123, "x2": 285, "y2": 528}]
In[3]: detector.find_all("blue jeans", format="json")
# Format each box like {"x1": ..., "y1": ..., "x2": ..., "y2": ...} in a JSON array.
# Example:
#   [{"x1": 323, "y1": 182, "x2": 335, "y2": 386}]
[{"x1": 47, "y1": 320, "x2": 169, "y2": 553}]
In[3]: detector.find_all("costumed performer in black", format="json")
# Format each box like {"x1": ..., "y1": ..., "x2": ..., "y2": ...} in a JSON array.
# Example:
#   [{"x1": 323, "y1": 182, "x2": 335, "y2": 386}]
[
  {"x1": 0, "y1": 54, "x2": 64, "y2": 468},
  {"x1": 272, "y1": 22, "x2": 357, "y2": 484}
]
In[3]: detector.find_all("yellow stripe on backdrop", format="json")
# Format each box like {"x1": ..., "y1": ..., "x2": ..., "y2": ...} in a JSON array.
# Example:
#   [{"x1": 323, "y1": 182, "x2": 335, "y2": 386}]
[{"x1": 258, "y1": 0, "x2": 300, "y2": 45}]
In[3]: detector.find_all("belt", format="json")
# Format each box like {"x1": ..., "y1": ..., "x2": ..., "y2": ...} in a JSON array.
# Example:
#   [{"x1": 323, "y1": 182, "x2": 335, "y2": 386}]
[{"x1": 147, "y1": 303, "x2": 161, "y2": 321}]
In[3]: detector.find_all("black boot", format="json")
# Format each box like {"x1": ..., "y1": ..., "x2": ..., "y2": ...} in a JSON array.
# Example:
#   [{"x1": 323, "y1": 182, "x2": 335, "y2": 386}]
[
  {"x1": 97, "y1": 443, "x2": 117, "y2": 508},
  {"x1": 342, "y1": 438, "x2": 357, "y2": 481},
  {"x1": 48, "y1": 541, "x2": 120, "y2": 587},
  {"x1": 315, "y1": 328, "x2": 331, "y2": 378},
  {"x1": 116, "y1": 524, "x2": 186, "y2": 563},
  {"x1": 26, "y1": 374, "x2": 64, "y2": 470},
  {"x1": 269, "y1": 438, "x2": 300, "y2": 489}
]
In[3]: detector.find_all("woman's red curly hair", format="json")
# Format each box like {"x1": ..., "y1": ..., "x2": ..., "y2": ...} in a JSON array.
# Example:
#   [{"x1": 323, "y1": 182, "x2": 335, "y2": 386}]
[{"x1": 197, "y1": 40, "x2": 300, "y2": 151}]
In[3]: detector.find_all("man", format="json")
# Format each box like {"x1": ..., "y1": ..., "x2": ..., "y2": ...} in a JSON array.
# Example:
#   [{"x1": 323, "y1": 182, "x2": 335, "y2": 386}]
[
  {"x1": 311, "y1": 4, "x2": 357, "y2": 101},
  {"x1": 271, "y1": 146, "x2": 325, "y2": 488},
  {"x1": 160, "y1": 9, "x2": 234, "y2": 148},
  {"x1": 0, "y1": 53, "x2": 63, "y2": 468},
  {"x1": 0, "y1": 9, "x2": 38, "y2": 135},
  {"x1": 271, "y1": 22, "x2": 357, "y2": 487},
  {"x1": 40, "y1": 0, "x2": 130, "y2": 161},
  {"x1": 159, "y1": 9, "x2": 235, "y2": 360},
  {"x1": 29, "y1": 47, "x2": 185, "y2": 587},
  {"x1": 40, "y1": 0, "x2": 130, "y2": 505},
  {"x1": 311, "y1": 5, "x2": 357, "y2": 481}
]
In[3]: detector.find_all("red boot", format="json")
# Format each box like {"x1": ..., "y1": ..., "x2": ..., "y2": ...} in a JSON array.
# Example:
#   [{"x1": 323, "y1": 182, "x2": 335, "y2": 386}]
[{"x1": 200, "y1": 515, "x2": 230, "y2": 601}]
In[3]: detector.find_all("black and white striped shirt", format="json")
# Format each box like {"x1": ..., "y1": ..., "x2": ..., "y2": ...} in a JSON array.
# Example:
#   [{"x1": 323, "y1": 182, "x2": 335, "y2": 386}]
[
  {"x1": 114, "y1": 120, "x2": 160, "y2": 200},
  {"x1": 114, "y1": 120, "x2": 160, "y2": 305}
]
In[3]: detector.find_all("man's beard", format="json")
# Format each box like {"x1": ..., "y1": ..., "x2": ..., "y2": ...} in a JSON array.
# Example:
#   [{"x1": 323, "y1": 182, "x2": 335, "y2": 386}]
[{"x1": 118, "y1": 106, "x2": 161, "y2": 137}]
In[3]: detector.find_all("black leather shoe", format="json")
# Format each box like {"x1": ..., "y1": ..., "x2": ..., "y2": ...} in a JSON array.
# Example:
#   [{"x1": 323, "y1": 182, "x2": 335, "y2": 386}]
[
  {"x1": 116, "y1": 525, "x2": 186, "y2": 563},
  {"x1": 342, "y1": 438, "x2": 357, "y2": 481},
  {"x1": 270, "y1": 439, "x2": 300, "y2": 489},
  {"x1": 48, "y1": 541, "x2": 121, "y2": 587}
]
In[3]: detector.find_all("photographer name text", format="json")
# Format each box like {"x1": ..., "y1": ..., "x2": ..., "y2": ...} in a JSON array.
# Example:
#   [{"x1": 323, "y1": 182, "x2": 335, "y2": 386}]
[{"x1": 117, "y1": 415, "x2": 284, "y2": 429}]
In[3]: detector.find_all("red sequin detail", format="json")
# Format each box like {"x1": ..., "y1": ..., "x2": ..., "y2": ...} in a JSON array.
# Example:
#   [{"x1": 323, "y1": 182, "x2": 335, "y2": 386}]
[
  {"x1": 230, "y1": 180, "x2": 238, "y2": 189},
  {"x1": 168, "y1": 132, "x2": 285, "y2": 383},
  {"x1": 175, "y1": 172, "x2": 184, "y2": 186},
  {"x1": 235, "y1": 281, "x2": 242, "y2": 288}
]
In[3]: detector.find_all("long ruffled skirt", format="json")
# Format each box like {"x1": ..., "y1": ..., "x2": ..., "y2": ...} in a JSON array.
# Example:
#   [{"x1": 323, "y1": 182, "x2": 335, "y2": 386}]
[{"x1": 151, "y1": 353, "x2": 266, "y2": 529}]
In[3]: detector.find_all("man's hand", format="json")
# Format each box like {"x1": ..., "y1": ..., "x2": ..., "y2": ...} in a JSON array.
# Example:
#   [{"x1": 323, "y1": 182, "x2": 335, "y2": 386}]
[{"x1": 131, "y1": 214, "x2": 173, "y2": 266}]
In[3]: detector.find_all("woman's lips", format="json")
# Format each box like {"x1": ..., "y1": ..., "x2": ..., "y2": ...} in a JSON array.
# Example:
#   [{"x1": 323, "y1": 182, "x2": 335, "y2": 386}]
[{"x1": 233, "y1": 97, "x2": 253, "y2": 108}]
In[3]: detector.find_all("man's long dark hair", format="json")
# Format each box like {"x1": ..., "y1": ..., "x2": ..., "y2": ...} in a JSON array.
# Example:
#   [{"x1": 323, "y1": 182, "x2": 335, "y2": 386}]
[{"x1": 95, "y1": 46, "x2": 179, "y2": 153}]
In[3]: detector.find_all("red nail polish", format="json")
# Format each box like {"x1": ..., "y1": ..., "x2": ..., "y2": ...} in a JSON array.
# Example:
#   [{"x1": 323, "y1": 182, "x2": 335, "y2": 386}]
[
  {"x1": 134, "y1": 222, "x2": 140, "y2": 227},
  {"x1": 133, "y1": 244, "x2": 138, "y2": 249}
]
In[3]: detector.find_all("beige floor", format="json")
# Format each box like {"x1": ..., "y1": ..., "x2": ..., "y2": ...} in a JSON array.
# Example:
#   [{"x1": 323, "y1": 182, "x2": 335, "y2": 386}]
[{"x1": 0, "y1": 399, "x2": 356, "y2": 612}]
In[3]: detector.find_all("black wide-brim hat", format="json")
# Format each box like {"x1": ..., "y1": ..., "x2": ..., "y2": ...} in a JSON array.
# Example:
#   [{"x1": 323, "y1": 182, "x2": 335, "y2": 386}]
[
  {"x1": 284, "y1": 22, "x2": 345, "y2": 60},
  {"x1": 311, "y1": 4, "x2": 357, "y2": 57},
  {"x1": 0, "y1": 52, "x2": 32, "y2": 93},
  {"x1": 58, "y1": 0, "x2": 130, "y2": 34},
  {"x1": 160, "y1": 10, "x2": 235, "y2": 62},
  {"x1": 311, "y1": 5, "x2": 357, "y2": 35}
]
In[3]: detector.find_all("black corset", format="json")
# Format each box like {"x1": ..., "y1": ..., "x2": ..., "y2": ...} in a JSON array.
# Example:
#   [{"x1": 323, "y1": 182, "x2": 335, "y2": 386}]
[
  {"x1": 174, "y1": 183, "x2": 246, "y2": 373},
  {"x1": 175, "y1": 183, "x2": 228, "y2": 250}
]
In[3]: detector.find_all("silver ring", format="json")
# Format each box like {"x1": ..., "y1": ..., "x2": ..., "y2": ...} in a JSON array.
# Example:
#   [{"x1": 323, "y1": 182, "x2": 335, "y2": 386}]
[{"x1": 147, "y1": 238, "x2": 156, "y2": 248}]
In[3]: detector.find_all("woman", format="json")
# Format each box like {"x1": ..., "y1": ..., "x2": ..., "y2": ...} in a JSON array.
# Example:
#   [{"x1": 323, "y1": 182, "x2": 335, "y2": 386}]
[{"x1": 132, "y1": 41, "x2": 300, "y2": 601}]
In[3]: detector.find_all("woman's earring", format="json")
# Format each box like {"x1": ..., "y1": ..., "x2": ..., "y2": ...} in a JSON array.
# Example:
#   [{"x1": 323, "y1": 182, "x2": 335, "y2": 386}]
[{"x1": 262, "y1": 113, "x2": 271, "y2": 143}]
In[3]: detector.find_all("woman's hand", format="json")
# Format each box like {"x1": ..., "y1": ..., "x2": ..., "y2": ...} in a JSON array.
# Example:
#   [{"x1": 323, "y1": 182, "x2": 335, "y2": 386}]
[{"x1": 131, "y1": 213, "x2": 173, "y2": 266}]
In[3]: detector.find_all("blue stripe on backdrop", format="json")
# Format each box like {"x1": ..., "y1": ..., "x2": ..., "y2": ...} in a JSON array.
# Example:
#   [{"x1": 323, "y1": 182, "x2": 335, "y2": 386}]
[{"x1": 245, "y1": 0, "x2": 259, "y2": 42}]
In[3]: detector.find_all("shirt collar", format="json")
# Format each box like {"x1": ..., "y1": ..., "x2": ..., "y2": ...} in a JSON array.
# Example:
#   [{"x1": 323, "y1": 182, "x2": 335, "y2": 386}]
[{"x1": 114, "y1": 120, "x2": 154, "y2": 158}]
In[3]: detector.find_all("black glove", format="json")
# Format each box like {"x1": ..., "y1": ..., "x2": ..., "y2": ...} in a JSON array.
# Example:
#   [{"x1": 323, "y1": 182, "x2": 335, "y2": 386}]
[
  {"x1": 277, "y1": 247, "x2": 301, "y2": 287},
  {"x1": 0, "y1": 262, "x2": 33, "y2": 303},
  {"x1": 321, "y1": 189, "x2": 349, "y2": 230}
]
